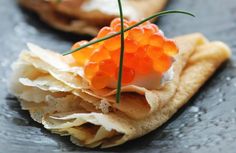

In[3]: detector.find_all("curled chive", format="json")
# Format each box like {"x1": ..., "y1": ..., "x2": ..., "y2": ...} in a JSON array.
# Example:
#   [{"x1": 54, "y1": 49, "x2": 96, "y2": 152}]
[
  {"x1": 63, "y1": 10, "x2": 194, "y2": 56},
  {"x1": 116, "y1": 0, "x2": 125, "y2": 103},
  {"x1": 62, "y1": 9, "x2": 195, "y2": 104}
]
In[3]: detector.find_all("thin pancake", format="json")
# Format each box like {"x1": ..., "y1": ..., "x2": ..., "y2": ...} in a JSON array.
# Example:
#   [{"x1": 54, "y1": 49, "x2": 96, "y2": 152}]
[
  {"x1": 11, "y1": 34, "x2": 209, "y2": 119},
  {"x1": 9, "y1": 33, "x2": 231, "y2": 148},
  {"x1": 19, "y1": 0, "x2": 168, "y2": 35}
]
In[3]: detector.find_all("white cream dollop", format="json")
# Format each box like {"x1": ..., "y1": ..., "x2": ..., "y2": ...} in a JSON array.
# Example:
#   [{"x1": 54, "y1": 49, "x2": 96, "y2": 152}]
[
  {"x1": 81, "y1": 0, "x2": 140, "y2": 20},
  {"x1": 107, "y1": 65, "x2": 174, "y2": 90}
]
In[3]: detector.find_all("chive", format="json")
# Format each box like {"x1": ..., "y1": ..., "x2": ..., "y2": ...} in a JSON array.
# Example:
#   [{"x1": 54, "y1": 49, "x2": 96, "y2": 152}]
[
  {"x1": 63, "y1": 10, "x2": 194, "y2": 56},
  {"x1": 62, "y1": 9, "x2": 195, "y2": 104},
  {"x1": 116, "y1": 0, "x2": 125, "y2": 103}
]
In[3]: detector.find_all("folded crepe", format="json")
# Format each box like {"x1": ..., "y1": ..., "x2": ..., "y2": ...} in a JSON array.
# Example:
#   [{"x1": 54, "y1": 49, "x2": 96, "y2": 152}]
[
  {"x1": 19, "y1": 0, "x2": 168, "y2": 35},
  {"x1": 9, "y1": 33, "x2": 231, "y2": 148}
]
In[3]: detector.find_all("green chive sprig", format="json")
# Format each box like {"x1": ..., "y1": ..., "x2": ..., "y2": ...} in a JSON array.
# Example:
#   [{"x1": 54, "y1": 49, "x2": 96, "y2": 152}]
[
  {"x1": 63, "y1": 10, "x2": 194, "y2": 56},
  {"x1": 116, "y1": 0, "x2": 125, "y2": 103},
  {"x1": 62, "y1": 7, "x2": 194, "y2": 103}
]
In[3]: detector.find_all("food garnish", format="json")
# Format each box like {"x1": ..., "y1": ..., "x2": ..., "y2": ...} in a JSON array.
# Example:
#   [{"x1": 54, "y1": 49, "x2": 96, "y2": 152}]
[
  {"x1": 70, "y1": 18, "x2": 178, "y2": 89},
  {"x1": 9, "y1": 1, "x2": 232, "y2": 147},
  {"x1": 65, "y1": 7, "x2": 194, "y2": 103}
]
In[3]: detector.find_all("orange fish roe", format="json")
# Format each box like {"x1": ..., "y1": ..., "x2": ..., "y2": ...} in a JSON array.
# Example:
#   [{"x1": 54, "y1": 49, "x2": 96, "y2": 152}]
[
  {"x1": 90, "y1": 71, "x2": 111, "y2": 89},
  {"x1": 153, "y1": 54, "x2": 172, "y2": 73},
  {"x1": 99, "y1": 59, "x2": 117, "y2": 77},
  {"x1": 71, "y1": 41, "x2": 93, "y2": 66},
  {"x1": 115, "y1": 66, "x2": 135, "y2": 84},
  {"x1": 147, "y1": 46, "x2": 163, "y2": 59},
  {"x1": 113, "y1": 23, "x2": 129, "y2": 38},
  {"x1": 134, "y1": 47, "x2": 153, "y2": 74},
  {"x1": 89, "y1": 47, "x2": 110, "y2": 62},
  {"x1": 125, "y1": 39, "x2": 139, "y2": 53},
  {"x1": 97, "y1": 27, "x2": 113, "y2": 39},
  {"x1": 113, "y1": 23, "x2": 129, "y2": 32},
  {"x1": 128, "y1": 20, "x2": 138, "y2": 26},
  {"x1": 71, "y1": 18, "x2": 179, "y2": 89},
  {"x1": 163, "y1": 39, "x2": 179, "y2": 56},
  {"x1": 149, "y1": 33, "x2": 165, "y2": 48},
  {"x1": 110, "y1": 18, "x2": 130, "y2": 28},
  {"x1": 149, "y1": 23, "x2": 159, "y2": 33},
  {"x1": 127, "y1": 27, "x2": 144, "y2": 42},
  {"x1": 84, "y1": 62, "x2": 99, "y2": 79},
  {"x1": 110, "y1": 50, "x2": 135, "y2": 67},
  {"x1": 103, "y1": 34, "x2": 121, "y2": 51}
]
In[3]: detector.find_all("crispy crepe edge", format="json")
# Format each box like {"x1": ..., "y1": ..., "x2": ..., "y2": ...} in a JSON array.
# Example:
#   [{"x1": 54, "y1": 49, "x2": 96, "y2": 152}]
[{"x1": 9, "y1": 33, "x2": 231, "y2": 148}]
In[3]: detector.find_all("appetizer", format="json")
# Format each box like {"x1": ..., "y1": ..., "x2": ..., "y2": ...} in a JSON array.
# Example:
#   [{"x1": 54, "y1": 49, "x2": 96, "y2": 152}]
[
  {"x1": 9, "y1": 17, "x2": 231, "y2": 147},
  {"x1": 19, "y1": 0, "x2": 168, "y2": 35}
]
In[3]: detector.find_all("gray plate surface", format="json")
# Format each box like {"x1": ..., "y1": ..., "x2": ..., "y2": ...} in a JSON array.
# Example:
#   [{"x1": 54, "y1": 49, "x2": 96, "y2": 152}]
[{"x1": 0, "y1": 0, "x2": 236, "y2": 153}]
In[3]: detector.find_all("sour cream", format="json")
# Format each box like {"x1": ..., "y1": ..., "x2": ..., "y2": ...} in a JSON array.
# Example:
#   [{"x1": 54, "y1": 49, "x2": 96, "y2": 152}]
[
  {"x1": 81, "y1": 0, "x2": 140, "y2": 20},
  {"x1": 107, "y1": 65, "x2": 174, "y2": 90}
]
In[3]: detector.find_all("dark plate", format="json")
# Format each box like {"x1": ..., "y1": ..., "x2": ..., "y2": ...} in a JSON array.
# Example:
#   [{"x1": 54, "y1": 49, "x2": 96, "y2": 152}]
[{"x1": 0, "y1": 0, "x2": 236, "y2": 153}]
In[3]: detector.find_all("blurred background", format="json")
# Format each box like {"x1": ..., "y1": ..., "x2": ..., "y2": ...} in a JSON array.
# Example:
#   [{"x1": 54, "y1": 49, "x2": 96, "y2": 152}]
[{"x1": 0, "y1": 0, "x2": 236, "y2": 153}]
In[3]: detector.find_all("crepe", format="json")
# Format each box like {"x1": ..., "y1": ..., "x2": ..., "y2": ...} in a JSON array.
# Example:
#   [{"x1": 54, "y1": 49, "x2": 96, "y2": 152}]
[
  {"x1": 9, "y1": 33, "x2": 231, "y2": 148},
  {"x1": 19, "y1": 0, "x2": 168, "y2": 35}
]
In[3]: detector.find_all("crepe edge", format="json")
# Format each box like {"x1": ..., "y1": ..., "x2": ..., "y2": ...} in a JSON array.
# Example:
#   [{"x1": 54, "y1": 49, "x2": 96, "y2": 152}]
[
  {"x1": 18, "y1": 0, "x2": 168, "y2": 35},
  {"x1": 8, "y1": 34, "x2": 231, "y2": 148}
]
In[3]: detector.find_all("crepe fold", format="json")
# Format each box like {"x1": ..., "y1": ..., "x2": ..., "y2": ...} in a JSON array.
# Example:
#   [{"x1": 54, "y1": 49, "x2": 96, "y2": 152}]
[
  {"x1": 9, "y1": 33, "x2": 231, "y2": 148},
  {"x1": 19, "y1": 0, "x2": 168, "y2": 35}
]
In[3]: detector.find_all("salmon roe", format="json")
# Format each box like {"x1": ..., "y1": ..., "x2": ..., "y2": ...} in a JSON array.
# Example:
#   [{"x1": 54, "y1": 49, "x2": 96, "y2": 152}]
[{"x1": 71, "y1": 18, "x2": 179, "y2": 89}]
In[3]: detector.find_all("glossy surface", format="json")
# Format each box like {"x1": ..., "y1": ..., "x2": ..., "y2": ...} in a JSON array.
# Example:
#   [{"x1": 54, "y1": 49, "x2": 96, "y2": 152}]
[
  {"x1": 71, "y1": 18, "x2": 177, "y2": 89},
  {"x1": 0, "y1": 0, "x2": 236, "y2": 153}
]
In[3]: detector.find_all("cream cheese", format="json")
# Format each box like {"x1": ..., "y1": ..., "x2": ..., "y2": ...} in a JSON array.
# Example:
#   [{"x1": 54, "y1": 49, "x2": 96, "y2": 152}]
[
  {"x1": 107, "y1": 65, "x2": 175, "y2": 90},
  {"x1": 81, "y1": 0, "x2": 140, "y2": 20}
]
